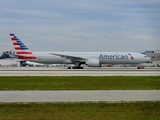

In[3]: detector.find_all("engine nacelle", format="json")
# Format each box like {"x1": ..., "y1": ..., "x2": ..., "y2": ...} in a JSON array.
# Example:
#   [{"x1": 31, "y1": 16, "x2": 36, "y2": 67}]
[{"x1": 86, "y1": 59, "x2": 102, "y2": 67}]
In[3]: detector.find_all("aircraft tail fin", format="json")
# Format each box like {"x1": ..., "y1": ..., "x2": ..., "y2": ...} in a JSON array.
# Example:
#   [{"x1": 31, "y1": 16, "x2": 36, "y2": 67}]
[{"x1": 9, "y1": 33, "x2": 37, "y2": 60}]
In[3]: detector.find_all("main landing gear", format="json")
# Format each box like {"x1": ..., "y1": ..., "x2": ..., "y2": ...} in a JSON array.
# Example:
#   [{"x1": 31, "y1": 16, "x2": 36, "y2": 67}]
[
  {"x1": 68, "y1": 62, "x2": 84, "y2": 69},
  {"x1": 68, "y1": 66, "x2": 83, "y2": 69}
]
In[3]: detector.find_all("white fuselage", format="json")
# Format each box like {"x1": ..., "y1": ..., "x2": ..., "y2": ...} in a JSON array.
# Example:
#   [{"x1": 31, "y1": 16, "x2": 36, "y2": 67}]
[{"x1": 29, "y1": 52, "x2": 150, "y2": 65}]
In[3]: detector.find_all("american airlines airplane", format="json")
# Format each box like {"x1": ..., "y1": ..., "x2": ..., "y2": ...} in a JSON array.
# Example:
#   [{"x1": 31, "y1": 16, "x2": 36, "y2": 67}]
[{"x1": 9, "y1": 33, "x2": 150, "y2": 69}]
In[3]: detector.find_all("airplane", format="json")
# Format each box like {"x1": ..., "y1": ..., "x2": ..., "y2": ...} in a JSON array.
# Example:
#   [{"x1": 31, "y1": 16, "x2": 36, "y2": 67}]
[
  {"x1": 24, "y1": 61, "x2": 45, "y2": 67},
  {"x1": 9, "y1": 33, "x2": 150, "y2": 69}
]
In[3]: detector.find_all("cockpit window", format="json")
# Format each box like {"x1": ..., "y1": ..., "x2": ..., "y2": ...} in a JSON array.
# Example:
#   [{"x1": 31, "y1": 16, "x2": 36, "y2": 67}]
[{"x1": 144, "y1": 56, "x2": 147, "y2": 58}]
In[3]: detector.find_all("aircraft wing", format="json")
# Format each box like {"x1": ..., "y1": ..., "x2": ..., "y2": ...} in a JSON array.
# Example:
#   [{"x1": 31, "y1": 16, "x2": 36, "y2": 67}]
[{"x1": 50, "y1": 53, "x2": 87, "y2": 62}]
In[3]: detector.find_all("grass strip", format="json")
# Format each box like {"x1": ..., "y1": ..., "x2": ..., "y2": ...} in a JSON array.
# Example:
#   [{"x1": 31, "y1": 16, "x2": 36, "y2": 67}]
[
  {"x1": 0, "y1": 76, "x2": 159, "y2": 90},
  {"x1": 0, "y1": 102, "x2": 159, "y2": 120}
]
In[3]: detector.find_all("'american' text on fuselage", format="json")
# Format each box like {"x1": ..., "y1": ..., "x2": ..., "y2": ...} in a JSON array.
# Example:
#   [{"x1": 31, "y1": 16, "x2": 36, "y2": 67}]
[{"x1": 99, "y1": 54, "x2": 128, "y2": 59}]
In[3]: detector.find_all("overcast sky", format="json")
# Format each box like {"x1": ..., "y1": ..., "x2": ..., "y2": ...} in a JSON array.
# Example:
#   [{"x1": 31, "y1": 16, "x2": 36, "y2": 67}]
[{"x1": 0, "y1": 0, "x2": 160, "y2": 53}]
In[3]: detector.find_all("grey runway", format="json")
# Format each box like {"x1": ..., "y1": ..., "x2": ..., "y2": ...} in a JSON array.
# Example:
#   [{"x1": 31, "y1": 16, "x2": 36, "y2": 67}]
[
  {"x1": 0, "y1": 90, "x2": 159, "y2": 103},
  {"x1": 0, "y1": 67, "x2": 160, "y2": 76}
]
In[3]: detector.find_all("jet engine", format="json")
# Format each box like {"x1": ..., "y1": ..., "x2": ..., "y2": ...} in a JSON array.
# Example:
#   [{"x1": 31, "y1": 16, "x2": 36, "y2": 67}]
[{"x1": 86, "y1": 59, "x2": 102, "y2": 67}]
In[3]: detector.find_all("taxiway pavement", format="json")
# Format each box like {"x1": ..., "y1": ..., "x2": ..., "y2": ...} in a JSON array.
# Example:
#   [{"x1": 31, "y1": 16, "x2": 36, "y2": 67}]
[
  {"x1": 0, "y1": 67, "x2": 159, "y2": 76},
  {"x1": 0, "y1": 90, "x2": 159, "y2": 103}
]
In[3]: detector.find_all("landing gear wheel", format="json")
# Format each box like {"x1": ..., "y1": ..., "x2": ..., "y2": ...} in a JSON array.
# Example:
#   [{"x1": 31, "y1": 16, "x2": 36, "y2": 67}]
[
  {"x1": 68, "y1": 66, "x2": 72, "y2": 69},
  {"x1": 72, "y1": 66, "x2": 83, "y2": 69},
  {"x1": 68, "y1": 66, "x2": 83, "y2": 69}
]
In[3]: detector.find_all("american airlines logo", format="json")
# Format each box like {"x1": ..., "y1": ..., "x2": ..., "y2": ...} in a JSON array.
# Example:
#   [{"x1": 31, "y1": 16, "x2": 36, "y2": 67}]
[{"x1": 99, "y1": 53, "x2": 134, "y2": 60}]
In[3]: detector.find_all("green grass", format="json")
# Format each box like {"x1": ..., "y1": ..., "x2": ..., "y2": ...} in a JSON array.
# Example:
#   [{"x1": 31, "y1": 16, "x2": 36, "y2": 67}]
[
  {"x1": 0, "y1": 77, "x2": 159, "y2": 119},
  {"x1": 0, "y1": 102, "x2": 159, "y2": 120},
  {"x1": 0, "y1": 76, "x2": 159, "y2": 90}
]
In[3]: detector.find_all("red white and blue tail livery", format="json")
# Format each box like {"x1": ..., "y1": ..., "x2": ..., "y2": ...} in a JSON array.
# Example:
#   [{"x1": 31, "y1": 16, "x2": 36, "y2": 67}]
[{"x1": 10, "y1": 33, "x2": 37, "y2": 60}]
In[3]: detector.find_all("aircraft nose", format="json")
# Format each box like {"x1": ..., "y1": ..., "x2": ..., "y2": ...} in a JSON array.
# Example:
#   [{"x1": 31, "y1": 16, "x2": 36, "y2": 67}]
[{"x1": 146, "y1": 57, "x2": 151, "y2": 62}]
